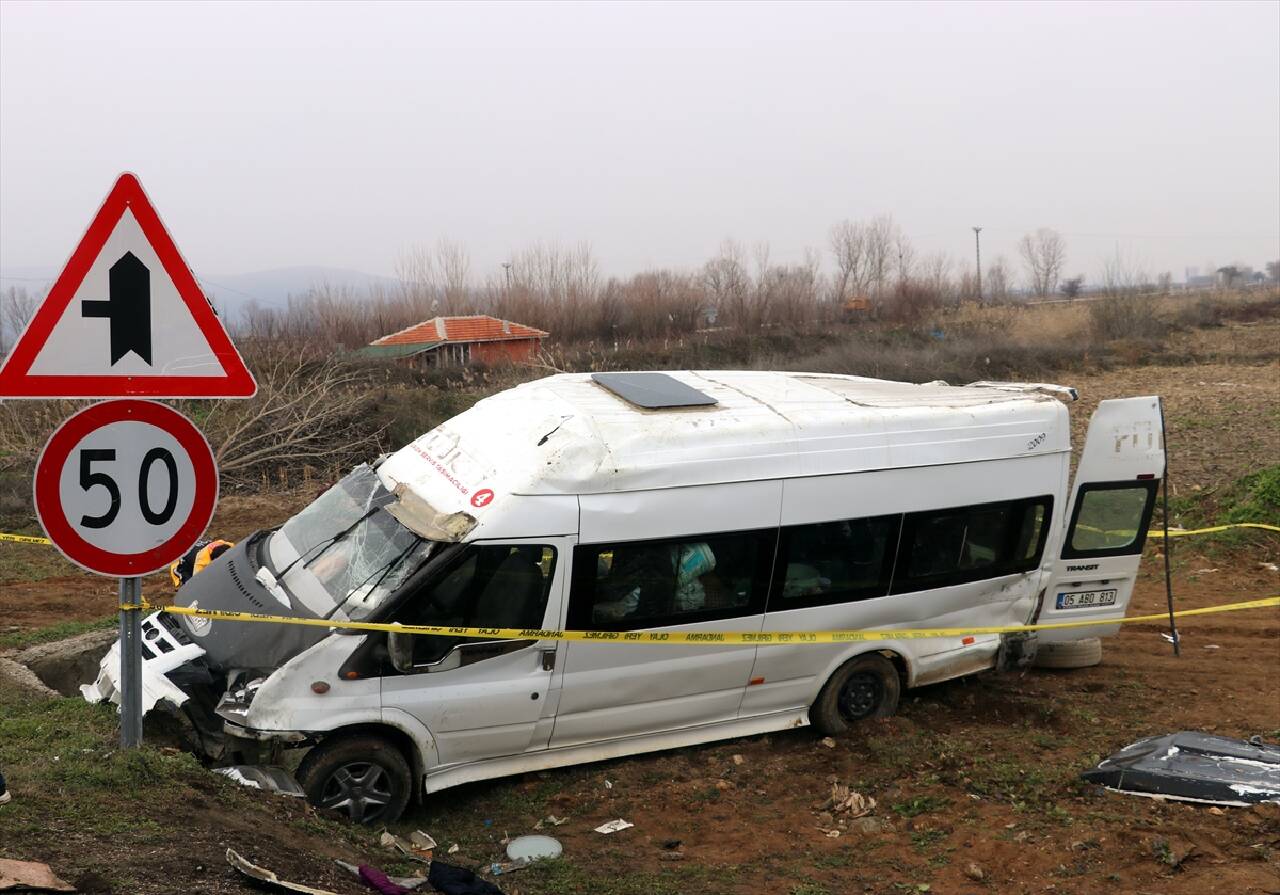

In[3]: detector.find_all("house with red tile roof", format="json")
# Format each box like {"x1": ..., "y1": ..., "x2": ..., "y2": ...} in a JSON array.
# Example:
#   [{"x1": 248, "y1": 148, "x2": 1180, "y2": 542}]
[{"x1": 356, "y1": 315, "x2": 549, "y2": 367}]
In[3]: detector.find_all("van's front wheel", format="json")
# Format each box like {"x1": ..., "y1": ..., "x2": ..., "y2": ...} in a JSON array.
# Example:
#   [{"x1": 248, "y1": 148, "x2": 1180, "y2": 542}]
[
  {"x1": 811, "y1": 654, "x2": 901, "y2": 736},
  {"x1": 297, "y1": 735, "x2": 412, "y2": 824}
]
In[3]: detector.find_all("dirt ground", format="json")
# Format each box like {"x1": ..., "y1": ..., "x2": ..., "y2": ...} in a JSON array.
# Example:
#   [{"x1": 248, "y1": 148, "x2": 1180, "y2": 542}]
[{"x1": 0, "y1": 317, "x2": 1277, "y2": 894}]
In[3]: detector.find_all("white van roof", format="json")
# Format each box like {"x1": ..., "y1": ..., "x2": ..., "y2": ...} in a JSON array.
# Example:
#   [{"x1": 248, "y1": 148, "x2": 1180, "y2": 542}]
[{"x1": 377, "y1": 371, "x2": 1073, "y2": 537}]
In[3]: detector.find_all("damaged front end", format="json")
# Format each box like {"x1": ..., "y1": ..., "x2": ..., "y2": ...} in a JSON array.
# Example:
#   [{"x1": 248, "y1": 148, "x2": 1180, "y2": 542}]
[{"x1": 80, "y1": 460, "x2": 456, "y2": 768}]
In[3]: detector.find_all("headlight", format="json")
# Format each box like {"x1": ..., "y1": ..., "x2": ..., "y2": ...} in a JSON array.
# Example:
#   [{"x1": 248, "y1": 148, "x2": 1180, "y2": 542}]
[{"x1": 215, "y1": 676, "x2": 267, "y2": 724}]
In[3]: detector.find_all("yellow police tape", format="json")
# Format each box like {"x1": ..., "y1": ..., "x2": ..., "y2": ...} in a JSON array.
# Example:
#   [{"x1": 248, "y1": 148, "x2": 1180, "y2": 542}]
[
  {"x1": 1151, "y1": 522, "x2": 1280, "y2": 538},
  {"x1": 135, "y1": 595, "x2": 1280, "y2": 646},
  {"x1": 5, "y1": 522, "x2": 1276, "y2": 550},
  {"x1": 0, "y1": 532, "x2": 54, "y2": 545}
]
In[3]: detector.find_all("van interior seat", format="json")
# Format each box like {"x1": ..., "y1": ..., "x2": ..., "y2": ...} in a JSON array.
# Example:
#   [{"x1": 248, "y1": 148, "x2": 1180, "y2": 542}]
[{"x1": 473, "y1": 551, "x2": 544, "y2": 628}]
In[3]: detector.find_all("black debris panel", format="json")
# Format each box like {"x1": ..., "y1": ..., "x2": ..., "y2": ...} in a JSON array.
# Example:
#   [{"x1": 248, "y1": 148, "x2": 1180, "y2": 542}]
[{"x1": 1082, "y1": 731, "x2": 1280, "y2": 805}]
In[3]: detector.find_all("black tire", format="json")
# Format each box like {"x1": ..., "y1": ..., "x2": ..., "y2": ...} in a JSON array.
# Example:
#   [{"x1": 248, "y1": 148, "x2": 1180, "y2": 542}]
[
  {"x1": 296, "y1": 734, "x2": 412, "y2": 824},
  {"x1": 810, "y1": 653, "x2": 902, "y2": 736}
]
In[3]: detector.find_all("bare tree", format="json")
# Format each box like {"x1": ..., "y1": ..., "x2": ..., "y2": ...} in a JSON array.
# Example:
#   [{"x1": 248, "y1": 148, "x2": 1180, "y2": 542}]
[
  {"x1": 0, "y1": 286, "x2": 39, "y2": 355},
  {"x1": 1102, "y1": 245, "x2": 1150, "y2": 296},
  {"x1": 828, "y1": 220, "x2": 869, "y2": 301},
  {"x1": 985, "y1": 256, "x2": 1014, "y2": 302},
  {"x1": 919, "y1": 252, "x2": 953, "y2": 299},
  {"x1": 1018, "y1": 228, "x2": 1067, "y2": 297},
  {"x1": 893, "y1": 231, "x2": 916, "y2": 286},
  {"x1": 865, "y1": 215, "x2": 897, "y2": 298},
  {"x1": 197, "y1": 352, "x2": 378, "y2": 481},
  {"x1": 1266, "y1": 260, "x2": 1280, "y2": 283}
]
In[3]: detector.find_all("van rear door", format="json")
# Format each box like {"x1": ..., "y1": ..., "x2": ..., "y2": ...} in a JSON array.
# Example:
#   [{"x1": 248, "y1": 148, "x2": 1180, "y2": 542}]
[{"x1": 1036, "y1": 396, "x2": 1165, "y2": 642}]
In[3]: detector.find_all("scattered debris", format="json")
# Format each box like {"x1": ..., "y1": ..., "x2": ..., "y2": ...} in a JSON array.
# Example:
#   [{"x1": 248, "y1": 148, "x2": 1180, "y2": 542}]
[
  {"x1": 603, "y1": 779, "x2": 613, "y2": 789},
  {"x1": 447, "y1": 844, "x2": 460, "y2": 855},
  {"x1": 214, "y1": 766, "x2": 305, "y2": 797},
  {"x1": 594, "y1": 819, "x2": 634, "y2": 834},
  {"x1": 661, "y1": 839, "x2": 683, "y2": 850},
  {"x1": 824, "y1": 782, "x2": 876, "y2": 818},
  {"x1": 0, "y1": 859, "x2": 75, "y2": 893},
  {"x1": 1083, "y1": 731, "x2": 1280, "y2": 805},
  {"x1": 819, "y1": 737, "x2": 837, "y2": 749},
  {"x1": 226, "y1": 849, "x2": 340, "y2": 895},
  {"x1": 378, "y1": 831, "x2": 433, "y2": 863},
  {"x1": 506, "y1": 834, "x2": 562, "y2": 864},
  {"x1": 334, "y1": 861, "x2": 428, "y2": 891},
  {"x1": 659, "y1": 851, "x2": 685, "y2": 861},
  {"x1": 1259, "y1": 562, "x2": 1279, "y2": 573},
  {"x1": 427, "y1": 861, "x2": 504, "y2": 895},
  {"x1": 964, "y1": 862, "x2": 985, "y2": 881},
  {"x1": 1203, "y1": 644, "x2": 1221, "y2": 650},
  {"x1": 732, "y1": 754, "x2": 745, "y2": 765},
  {"x1": 533, "y1": 814, "x2": 568, "y2": 830}
]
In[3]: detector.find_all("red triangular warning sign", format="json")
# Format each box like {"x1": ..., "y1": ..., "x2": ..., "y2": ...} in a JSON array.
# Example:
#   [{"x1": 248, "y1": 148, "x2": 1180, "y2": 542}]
[{"x1": 0, "y1": 172, "x2": 257, "y2": 398}]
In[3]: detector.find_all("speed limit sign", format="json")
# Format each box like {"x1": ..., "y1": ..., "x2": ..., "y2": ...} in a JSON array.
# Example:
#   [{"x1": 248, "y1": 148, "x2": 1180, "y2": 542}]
[{"x1": 33, "y1": 400, "x2": 217, "y2": 576}]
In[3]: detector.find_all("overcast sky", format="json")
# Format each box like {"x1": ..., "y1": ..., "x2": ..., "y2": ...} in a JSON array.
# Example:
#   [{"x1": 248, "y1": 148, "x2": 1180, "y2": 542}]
[{"x1": 1, "y1": 0, "x2": 1277, "y2": 287}]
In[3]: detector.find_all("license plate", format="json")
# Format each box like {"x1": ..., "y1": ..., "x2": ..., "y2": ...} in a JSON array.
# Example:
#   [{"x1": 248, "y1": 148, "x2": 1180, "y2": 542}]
[{"x1": 1056, "y1": 588, "x2": 1118, "y2": 610}]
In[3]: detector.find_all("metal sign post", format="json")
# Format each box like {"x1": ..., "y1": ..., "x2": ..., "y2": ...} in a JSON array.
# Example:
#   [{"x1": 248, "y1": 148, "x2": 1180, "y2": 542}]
[{"x1": 118, "y1": 577, "x2": 143, "y2": 747}]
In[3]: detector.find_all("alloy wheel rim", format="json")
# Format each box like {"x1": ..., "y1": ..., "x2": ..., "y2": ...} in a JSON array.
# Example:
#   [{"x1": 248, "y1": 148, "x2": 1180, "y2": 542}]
[{"x1": 319, "y1": 761, "x2": 392, "y2": 823}]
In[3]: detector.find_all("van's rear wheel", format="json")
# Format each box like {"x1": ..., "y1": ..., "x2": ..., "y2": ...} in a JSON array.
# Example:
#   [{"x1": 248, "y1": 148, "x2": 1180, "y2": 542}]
[
  {"x1": 811, "y1": 654, "x2": 901, "y2": 736},
  {"x1": 297, "y1": 735, "x2": 411, "y2": 824},
  {"x1": 1033, "y1": 638, "x2": 1103, "y2": 670}
]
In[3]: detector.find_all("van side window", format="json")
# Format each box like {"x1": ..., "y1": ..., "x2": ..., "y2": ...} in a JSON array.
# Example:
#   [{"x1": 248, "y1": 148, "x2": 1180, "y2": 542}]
[
  {"x1": 892, "y1": 497, "x2": 1052, "y2": 593},
  {"x1": 775, "y1": 515, "x2": 899, "y2": 608},
  {"x1": 396, "y1": 544, "x2": 556, "y2": 665},
  {"x1": 568, "y1": 530, "x2": 774, "y2": 630},
  {"x1": 1063, "y1": 482, "x2": 1158, "y2": 558}
]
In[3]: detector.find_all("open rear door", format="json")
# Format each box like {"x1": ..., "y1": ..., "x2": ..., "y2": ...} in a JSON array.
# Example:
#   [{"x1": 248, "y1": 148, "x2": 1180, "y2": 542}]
[{"x1": 1036, "y1": 396, "x2": 1165, "y2": 642}]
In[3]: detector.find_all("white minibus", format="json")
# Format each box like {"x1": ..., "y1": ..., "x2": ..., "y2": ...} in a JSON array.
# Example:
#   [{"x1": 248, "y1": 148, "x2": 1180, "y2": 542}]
[{"x1": 84, "y1": 371, "x2": 1165, "y2": 823}]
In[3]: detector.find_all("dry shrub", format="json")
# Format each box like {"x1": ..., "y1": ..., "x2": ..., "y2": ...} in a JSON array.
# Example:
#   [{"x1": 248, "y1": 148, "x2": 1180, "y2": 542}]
[
  {"x1": 1087, "y1": 293, "x2": 1166, "y2": 342},
  {"x1": 181, "y1": 351, "x2": 383, "y2": 490}
]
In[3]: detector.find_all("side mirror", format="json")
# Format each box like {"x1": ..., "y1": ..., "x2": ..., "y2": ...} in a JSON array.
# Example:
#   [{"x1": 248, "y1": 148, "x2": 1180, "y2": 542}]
[{"x1": 387, "y1": 632, "x2": 463, "y2": 674}]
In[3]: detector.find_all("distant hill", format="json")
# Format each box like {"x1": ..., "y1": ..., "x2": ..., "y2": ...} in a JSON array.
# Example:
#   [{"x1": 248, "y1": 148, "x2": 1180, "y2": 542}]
[{"x1": 0, "y1": 264, "x2": 397, "y2": 320}]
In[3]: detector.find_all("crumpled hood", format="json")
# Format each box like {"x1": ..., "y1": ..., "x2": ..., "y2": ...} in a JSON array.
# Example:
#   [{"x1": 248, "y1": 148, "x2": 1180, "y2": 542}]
[{"x1": 174, "y1": 536, "x2": 330, "y2": 671}]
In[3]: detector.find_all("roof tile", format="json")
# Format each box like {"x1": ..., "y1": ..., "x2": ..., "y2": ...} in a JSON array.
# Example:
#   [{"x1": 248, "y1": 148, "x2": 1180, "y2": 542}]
[{"x1": 371, "y1": 315, "x2": 548, "y2": 346}]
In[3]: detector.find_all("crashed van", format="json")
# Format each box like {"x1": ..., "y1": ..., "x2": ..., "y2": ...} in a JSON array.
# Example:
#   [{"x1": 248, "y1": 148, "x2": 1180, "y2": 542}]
[{"x1": 83, "y1": 371, "x2": 1165, "y2": 823}]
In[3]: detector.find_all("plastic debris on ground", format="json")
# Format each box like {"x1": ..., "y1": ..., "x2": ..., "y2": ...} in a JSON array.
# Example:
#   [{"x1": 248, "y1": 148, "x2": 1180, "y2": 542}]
[
  {"x1": 594, "y1": 818, "x2": 634, "y2": 834},
  {"x1": 0, "y1": 858, "x2": 75, "y2": 892},
  {"x1": 378, "y1": 830, "x2": 434, "y2": 863},
  {"x1": 225, "y1": 849, "x2": 340, "y2": 895},
  {"x1": 214, "y1": 766, "x2": 305, "y2": 797},
  {"x1": 532, "y1": 814, "x2": 567, "y2": 829},
  {"x1": 1082, "y1": 731, "x2": 1280, "y2": 805},
  {"x1": 505, "y1": 834, "x2": 563, "y2": 863},
  {"x1": 335, "y1": 861, "x2": 428, "y2": 892}
]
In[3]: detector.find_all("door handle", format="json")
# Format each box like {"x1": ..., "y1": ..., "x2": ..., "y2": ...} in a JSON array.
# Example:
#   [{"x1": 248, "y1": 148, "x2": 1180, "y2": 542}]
[{"x1": 540, "y1": 647, "x2": 556, "y2": 671}]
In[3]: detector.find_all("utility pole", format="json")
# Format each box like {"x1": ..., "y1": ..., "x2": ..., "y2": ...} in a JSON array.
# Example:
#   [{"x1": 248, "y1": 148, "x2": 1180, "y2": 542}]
[{"x1": 972, "y1": 227, "x2": 983, "y2": 302}]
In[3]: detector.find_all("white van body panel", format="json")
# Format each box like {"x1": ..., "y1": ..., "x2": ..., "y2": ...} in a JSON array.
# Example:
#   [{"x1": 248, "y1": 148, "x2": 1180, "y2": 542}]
[
  {"x1": 241, "y1": 635, "x2": 379, "y2": 733},
  {"x1": 213, "y1": 372, "x2": 1162, "y2": 809}
]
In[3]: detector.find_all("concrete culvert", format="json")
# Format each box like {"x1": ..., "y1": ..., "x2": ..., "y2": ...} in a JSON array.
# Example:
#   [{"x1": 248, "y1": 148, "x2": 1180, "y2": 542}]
[{"x1": 11, "y1": 629, "x2": 117, "y2": 696}]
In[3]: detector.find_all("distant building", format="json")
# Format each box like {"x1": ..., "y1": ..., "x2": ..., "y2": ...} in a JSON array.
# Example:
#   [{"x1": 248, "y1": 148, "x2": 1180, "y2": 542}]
[{"x1": 356, "y1": 315, "x2": 548, "y2": 367}]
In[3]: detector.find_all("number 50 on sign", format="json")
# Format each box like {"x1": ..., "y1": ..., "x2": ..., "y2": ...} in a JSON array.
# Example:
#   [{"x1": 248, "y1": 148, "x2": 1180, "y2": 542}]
[{"x1": 34, "y1": 400, "x2": 217, "y2": 576}]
